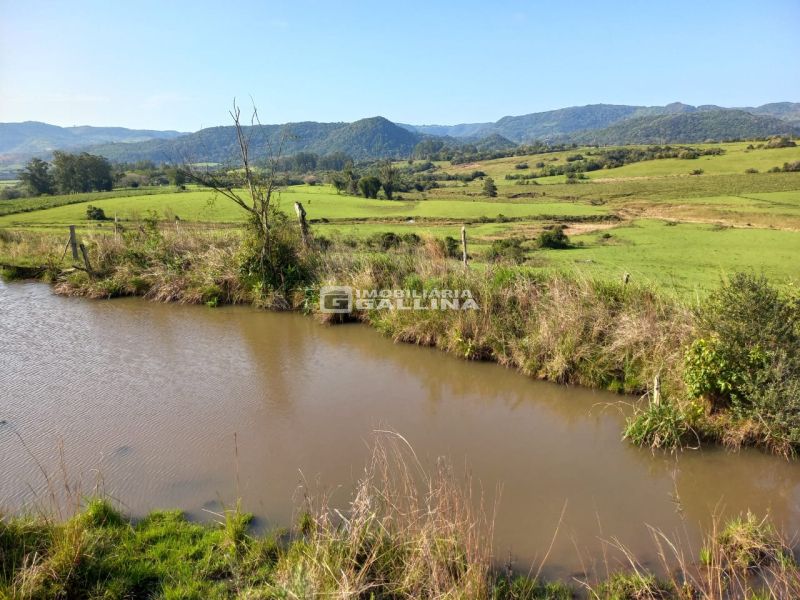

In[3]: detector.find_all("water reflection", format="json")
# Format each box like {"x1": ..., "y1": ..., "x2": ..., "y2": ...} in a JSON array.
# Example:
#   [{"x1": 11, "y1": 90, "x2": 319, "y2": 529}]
[{"x1": 1, "y1": 280, "x2": 798, "y2": 578}]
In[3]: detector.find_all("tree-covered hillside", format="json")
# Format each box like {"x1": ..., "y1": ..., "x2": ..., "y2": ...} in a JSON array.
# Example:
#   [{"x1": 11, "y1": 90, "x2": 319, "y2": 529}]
[{"x1": 572, "y1": 110, "x2": 800, "y2": 144}]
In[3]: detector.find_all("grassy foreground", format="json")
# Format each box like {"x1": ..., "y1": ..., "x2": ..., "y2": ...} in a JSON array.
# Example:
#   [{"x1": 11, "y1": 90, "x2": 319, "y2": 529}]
[{"x1": 2, "y1": 436, "x2": 798, "y2": 600}]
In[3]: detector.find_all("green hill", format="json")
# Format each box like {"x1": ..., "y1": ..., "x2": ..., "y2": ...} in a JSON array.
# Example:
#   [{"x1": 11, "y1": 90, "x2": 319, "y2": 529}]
[
  {"x1": 571, "y1": 110, "x2": 800, "y2": 144},
  {"x1": 402, "y1": 102, "x2": 800, "y2": 143},
  {"x1": 89, "y1": 117, "x2": 422, "y2": 164},
  {"x1": 0, "y1": 121, "x2": 183, "y2": 155}
]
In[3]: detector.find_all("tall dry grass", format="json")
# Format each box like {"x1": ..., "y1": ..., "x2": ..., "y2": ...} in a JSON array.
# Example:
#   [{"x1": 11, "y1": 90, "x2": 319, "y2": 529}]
[
  {"x1": 586, "y1": 512, "x2": 800, "y2": 599},
  {"x1": 51, "y1": 224, "x2": 250, "y2": 305},
  {"x1": 274, "y1": 432, "x2": 494, "y2": 598},
  {"x1": 318, "y1": 244, "x2": 693, "y2": 397}
]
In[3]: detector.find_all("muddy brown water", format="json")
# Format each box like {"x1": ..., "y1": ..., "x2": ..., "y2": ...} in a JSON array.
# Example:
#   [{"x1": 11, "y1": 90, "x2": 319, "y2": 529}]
[{"x1": 1, "y1": 280, "x2": 798, "y2": 580}]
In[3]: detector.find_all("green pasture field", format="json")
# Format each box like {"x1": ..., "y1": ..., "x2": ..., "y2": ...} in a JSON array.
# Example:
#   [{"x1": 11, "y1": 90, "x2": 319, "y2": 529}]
[
  {"x1": 0, "y1": 184, "x2": 606, "y2": 228},
  {"x1": 0, "y1": 186, "x2": 183, "y2": 217},
  {"x1": 1, "y1": 142, "x2": 799, "y2": 294},
  {"x1": 436, "y1": 142, "x2": 800, "y2": 185},
  {"x1": 540, "y1": 219, "x2": 800, "y2": 294}
]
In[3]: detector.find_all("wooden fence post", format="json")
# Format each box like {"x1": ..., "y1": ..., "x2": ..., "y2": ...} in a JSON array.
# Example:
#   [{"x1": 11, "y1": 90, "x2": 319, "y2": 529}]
[
  {"x1": 78, "y1": 243, "x2": 93, "y2": 274},
  {"x1": 652, "y1": 373, "x2": 661, "y2": 406},
  {"x1": 294, "y1": 202, "x2": 309, "y2": 248},
  {"x1": 69, "y1": 225, "x2": 79, "y2": 261},
  {"x1": 461, "y1": 225, "x2": 468, "y2": 267}
]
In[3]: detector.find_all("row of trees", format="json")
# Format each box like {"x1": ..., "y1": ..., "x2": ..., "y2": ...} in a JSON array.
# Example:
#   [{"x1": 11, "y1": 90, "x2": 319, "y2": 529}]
[
  {"x1": 330, "y1": 160, "x2": 400, "y2": 199},
  {"x1": 20, "y1": 152, "x2": 113, "y2": 196},
  {"x1": 273, "y1": 151, "x2": 353, "y2": 173}
]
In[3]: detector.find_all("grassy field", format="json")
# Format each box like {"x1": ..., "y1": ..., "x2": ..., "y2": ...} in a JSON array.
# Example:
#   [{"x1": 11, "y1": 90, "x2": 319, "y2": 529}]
[
  {"x1": 543, "y1": 219, "x2": 800, "y2": 293},
  {"x1": 441, "y1": 142, "x2": 800, "y2": 184},
  {"x1": 2, "y1": 141, "x2": 799, "y2": 294},
  {"x1": 0, "y1": 186, "x2": 606, "y2": 227}
]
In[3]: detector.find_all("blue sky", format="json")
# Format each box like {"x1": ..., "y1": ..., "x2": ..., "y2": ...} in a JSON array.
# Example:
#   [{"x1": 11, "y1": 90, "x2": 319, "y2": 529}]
[{"x1": 1, "y1": 0, "x2": 798, "y2": 131}]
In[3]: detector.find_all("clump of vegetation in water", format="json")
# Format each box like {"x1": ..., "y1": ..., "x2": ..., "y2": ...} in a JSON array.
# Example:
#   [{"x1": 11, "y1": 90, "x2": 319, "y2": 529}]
[
  {"x1": 623, "y1": 398, "x2": 703, "y2": 449},
  {"x1": 593, "y1": 572, "x2": 674, "y2": 599},
  {"x1": 716, "y1": 512, "x2": 794, "y2": 571}
]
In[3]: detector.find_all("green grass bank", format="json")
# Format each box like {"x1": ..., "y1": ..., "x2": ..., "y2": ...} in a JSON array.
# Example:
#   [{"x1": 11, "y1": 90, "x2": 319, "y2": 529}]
[{"x1": 2, "y1": 436, "x2": 798, "y2": 599}]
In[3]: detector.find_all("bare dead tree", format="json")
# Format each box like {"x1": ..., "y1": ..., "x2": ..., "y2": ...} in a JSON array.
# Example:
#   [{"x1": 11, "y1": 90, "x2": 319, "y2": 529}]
[{"x1": 180, "y1": 100, "x2": 287, "y2": 282}]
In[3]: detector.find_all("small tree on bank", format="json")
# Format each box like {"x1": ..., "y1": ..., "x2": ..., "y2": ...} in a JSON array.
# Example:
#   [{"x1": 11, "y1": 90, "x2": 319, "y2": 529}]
[{"x1": 180, "y1": 102, "x2": 310, "y2": 296}]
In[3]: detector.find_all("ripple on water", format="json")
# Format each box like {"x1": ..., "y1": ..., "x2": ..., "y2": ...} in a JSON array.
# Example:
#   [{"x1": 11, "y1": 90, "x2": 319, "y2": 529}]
[{"x1": 2, "y1": 280, "x2": 799, "y2": 578}]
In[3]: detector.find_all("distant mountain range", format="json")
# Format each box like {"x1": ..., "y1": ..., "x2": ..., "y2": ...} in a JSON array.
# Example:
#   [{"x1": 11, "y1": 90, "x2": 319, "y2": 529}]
[
  {"x1": 1, "y1": 102, "x2": 798, "y2": 168},
  {"x1": 400, "y1": 102, "x2": 800, "y2": 142},
  {"x1": 0, "y1": 122, "x2": 184, "y2": 157}
]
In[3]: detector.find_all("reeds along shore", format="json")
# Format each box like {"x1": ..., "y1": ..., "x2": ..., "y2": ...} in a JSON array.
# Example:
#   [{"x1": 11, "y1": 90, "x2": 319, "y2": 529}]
[
  {"x1": 2, "y1": 223, "x2": 799, "y2": 456},
  {"x1": 1, "y1": 435, "x2": 798, "y2": 599}
]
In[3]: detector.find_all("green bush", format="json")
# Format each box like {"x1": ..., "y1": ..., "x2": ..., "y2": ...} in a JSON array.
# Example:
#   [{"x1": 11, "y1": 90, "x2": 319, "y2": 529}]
[
  {"x1": 238, "y1": 212, "x2": 316, "y2": 295},
  {"x1": 443, "y1": 236, "x2": 460, "y2": 258},
  {"x1": 536, "y1": 225, "x2": 571, "y2": 249},
  {"x1": 765, "y1": 136, "x2": 796, "y2": 149},
  {"x1": 486, "y1": 238, "x2": 525, "y2": 264},
  {"x1": 684, "y1": 273, "x2": 800, "y2": 451},
  {"x1": 358, "y1": 175, "x2": 381, "y2": 199},
  {"x1": 86, "y1": 204, "x2": 107, "y2": 220}
]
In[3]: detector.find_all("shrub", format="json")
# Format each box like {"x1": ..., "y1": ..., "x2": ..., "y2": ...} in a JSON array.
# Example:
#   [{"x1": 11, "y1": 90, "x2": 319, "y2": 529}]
[
  {"x1": 238, "y1": 212, "x2": 316, "y2": 297},
  {"x1": 689, "y1": 169, "x2": 704, "y2": 175},
  {"x1": 744, "y1": 168, "x2": 759, "y2": 174},
  {"x1": 564, "y1": 172, "x2": 587, "y2": 184},
  {"x1": 86, "y1": 205, "x2": 107, "y2": 220},
  {"x1": 765, "y1": 136, "x2": 796, "y2": 149},
  {"x1": 486, "y1": 238, "x2": 524, "y2": 264},
  {"x1": 684, "y1": 273, "x2": 800, "y2": 452},
  {"x1": 358, "y1": 176, "x2": 381, "y2": 199},
  {"x1": 442, "y1": 236, "x2": 460, "y2": 258},
  {"x1": 367, "y1": 231, "x2": 401, "y2": 250},
  {"x1": 0, "y1": 186, "x2": 24, "y2": 200},
  {"x1": 514, "y1": 162, "x2": 528, "y2": 170},
  {"x1": 536, "y1": 225, "x2": 571, "y2": 249}
]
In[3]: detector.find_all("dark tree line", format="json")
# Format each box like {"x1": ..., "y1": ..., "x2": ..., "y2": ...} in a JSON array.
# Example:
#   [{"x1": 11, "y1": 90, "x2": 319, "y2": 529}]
[
  {"x1": 19, "y1": 151, "x2": 113, "y2": 196},
  {"x1": 274, "y1": 151, "x2": 353, "y2": 173}
]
